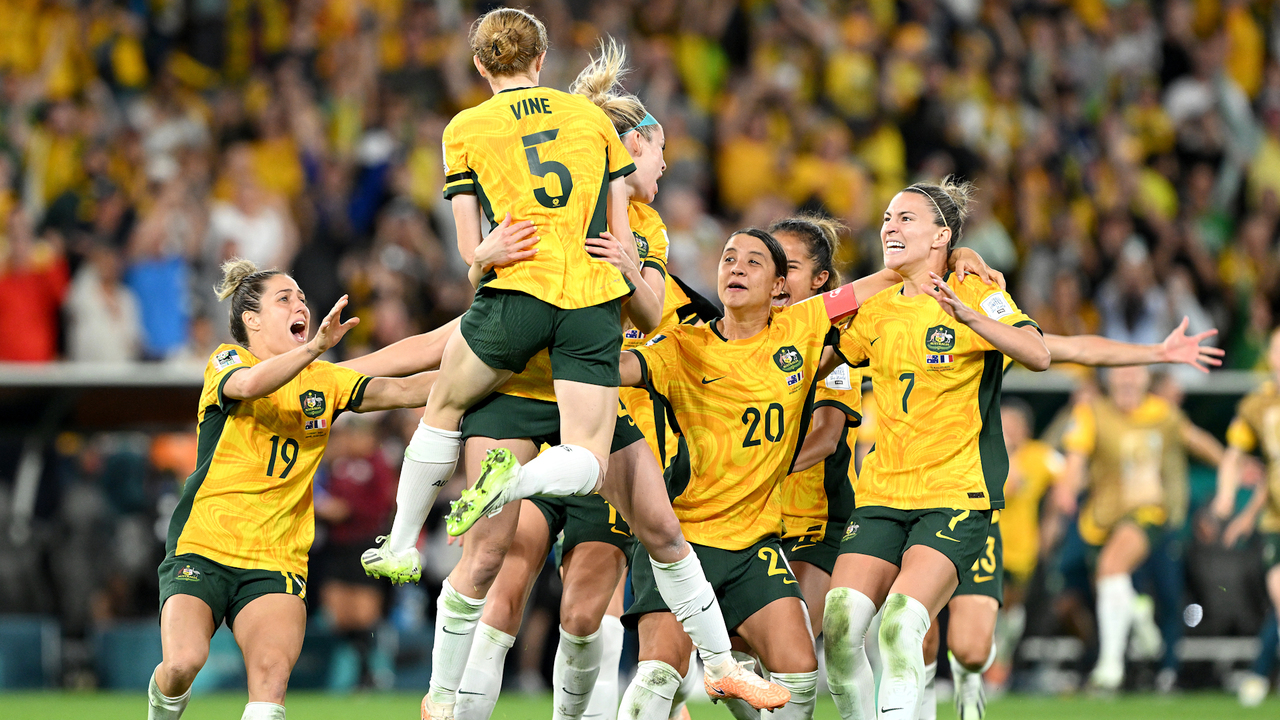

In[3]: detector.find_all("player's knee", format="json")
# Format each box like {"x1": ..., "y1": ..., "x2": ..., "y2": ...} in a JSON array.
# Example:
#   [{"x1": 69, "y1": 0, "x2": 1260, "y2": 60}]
[
  {"x1": 246, "y1": 652, "x2": 294, "y2": 702},
  {"x1": 951, "y1": 634, "x2": 991, "y2": 671},
  {"x1": 560, "y1": 607, "x2": 601, "y2": 638},
  {"x1": 161, "y1": 649, "x2": 208, "y2": 686}
]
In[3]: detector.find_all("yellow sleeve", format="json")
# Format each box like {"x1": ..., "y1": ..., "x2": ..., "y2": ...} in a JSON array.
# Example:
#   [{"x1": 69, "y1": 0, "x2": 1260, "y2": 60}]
[
  {"x1": 837, "y1": 313, "x2": 871, "y2": 367},
  {"x1": 631, "y1": 331, "x2": 681, "y2": 396},
  {"x1": 1060, "y1": 401, "x2": 1097, "y2": 455},
  {"x1": 201, "y1": 345, "x2": 250, "y2": 412},
  {"x1": 1227, "y1": 416, "x2": 1257, "y2": 453},
  {"x1": 441, "y1": 119, "x2": 475, "y2": 199},
  {"x1": 320, "y1": 362, "x2": 373, "y2": 414},
  {"x1": 959, "y1": 279, "x2": 1039, "y2": 351},
  {"x1": 644, "y1": 227, "x2": 670, "y2": 277}
]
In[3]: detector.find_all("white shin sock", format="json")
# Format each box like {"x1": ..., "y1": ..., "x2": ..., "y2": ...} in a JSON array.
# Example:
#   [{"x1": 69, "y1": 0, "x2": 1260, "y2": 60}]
[
  {"x1": 762, "y1": 671, "x2": 818, "y2": 719},
  {"x1": 649, "y1": 550, "x2": 732, "y2": 668},
  {"x1": 148, "y1": 667, "x2": 191, "y2": 720},
  {"x1": 455, "y1": 622, "x2": 515, "y2": 720},
  {"x1": 429, "y1": 579, "x2": 487, "y2": 704},
  {"x1": 876, "y1": 594, "x2": 932, "y2": 720},
  {"x1": 618, "y1": 660, "x2": 682, "y2": 720},
  {"x1": 241, "y1": 702, "x2": 285, "y2": 720},
  {"x1": 553, "y1": 626, "x2": 604, "y2": 720},
  {"x1": 823, "y1": 587, "x2": 877, "y2": 720},
  {"x1": 584, "y1": 615, "x2": 625, "y2": 720},
  {"x1": 510, "y1": 444, "x2": 601, "y2": 500},
  {"x1": 389, "y1": 422, "x2": 461, "y2": 552},
  {"x1": 916, "y1": 661, "x2": 938, "y2": 720},
  {"x1": 668, "y1": 650, "x2": 702, "y2": 720},
  {"x1": 1096, "y1": 574, "x2": 1136, "y2": 674}
]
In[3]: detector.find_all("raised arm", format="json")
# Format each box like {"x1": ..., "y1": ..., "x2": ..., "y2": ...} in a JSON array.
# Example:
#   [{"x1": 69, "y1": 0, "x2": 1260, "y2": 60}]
[
  {"x1": 1182, "y1": 419, "x2": 1226, "y2": 468},
  {"x1": 619, "y1": 350, "x2": 646, "y2": 388},
  {"x1": 1044, "y1": 317, "x2": 1224, "y2": 371},
  {"x1": 223, "y1": 296, "x2": 359, "y2": 401},
  {"x1": 928, "y1": 273, "x2": 1050, "y2": 371},
  {"x1": 1053, "y1": 451, "x2": 1087, "y2": 515},
  {"x1": 1214, "y1": 446, "x2": 1246, "y2": 520},
  {"x1": 355, "y1": 371, "x2": 439, "y2": 412},
  {"x1": 339, "y1": 318, "x2": 461, "y2": 377}
]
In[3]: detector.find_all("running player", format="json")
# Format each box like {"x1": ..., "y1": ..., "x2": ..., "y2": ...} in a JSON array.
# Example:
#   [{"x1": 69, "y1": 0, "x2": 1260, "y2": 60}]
[
  {"x1": 823, "y1": 178, "x2": 1050, "y2": 720},
  {"x1": 1054, "y1": 364, "x2": 1225, "y2": 692},
  {"x1": 147, "y1": 260, "x2": 441, "y2": 720}
]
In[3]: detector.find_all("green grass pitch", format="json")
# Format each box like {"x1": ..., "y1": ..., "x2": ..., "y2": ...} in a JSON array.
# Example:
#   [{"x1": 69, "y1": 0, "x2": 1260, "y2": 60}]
[{"x1": 1, "y1": 691, "x2": 1279, "y2": 719}]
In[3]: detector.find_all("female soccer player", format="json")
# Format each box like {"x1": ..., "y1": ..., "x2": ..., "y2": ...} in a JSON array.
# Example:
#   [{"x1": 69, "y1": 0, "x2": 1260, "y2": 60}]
[
  {"x1": 822, "y1": 178, "x2": 1050, "y2": 720},
  {"x1": 147, "y1": 260, "x2": 440, "y2": 720}
]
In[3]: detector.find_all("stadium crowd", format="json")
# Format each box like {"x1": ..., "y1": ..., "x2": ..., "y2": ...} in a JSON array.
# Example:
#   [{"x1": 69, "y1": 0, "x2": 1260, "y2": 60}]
[{"x1": 0, "y1": 0, "x2": 1277, "y2": 699}]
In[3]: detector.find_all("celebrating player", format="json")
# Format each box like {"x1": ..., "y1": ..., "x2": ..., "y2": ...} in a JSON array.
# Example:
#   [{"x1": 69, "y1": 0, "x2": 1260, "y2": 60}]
[
  {"x1": 822, "y1": 178, "x2": 1049, "y2": 720},
  {"x1": 147, "y1": 260, "x2": 440, "y2": 720}
]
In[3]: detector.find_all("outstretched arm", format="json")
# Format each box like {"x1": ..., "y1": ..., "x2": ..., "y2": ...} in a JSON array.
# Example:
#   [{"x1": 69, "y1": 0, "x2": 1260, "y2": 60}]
[
  {"x1": 223, "y1": 296, "x2": 359, "y2": 401},
  {"x1": 619, "y1": 350, "x2": 646, "y2": 388},
  {"x1": 356, "y1": 371, "x2": 439, "y2": 412},
  {"x1": 1044, "y1": 317, "x2": 1224, "y2": 371},
  {"x1": 339, "y1": 318, "x2": 461, "y2": 377}
]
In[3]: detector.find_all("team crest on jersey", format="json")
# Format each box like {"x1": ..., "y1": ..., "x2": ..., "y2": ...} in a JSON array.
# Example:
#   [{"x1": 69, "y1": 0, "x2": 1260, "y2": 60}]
[
  {"x1": 632, "y1": 232, "x2": 650, "y2": 260},
  {"x1": 843, "y1": 522, "x2": 860, "y2": 540},
  {"x1": 176, "y1": 565, "x2": 201, "y2": 582},
  {"x1": 925, "y1": 325, "x2": 955, "y2": 352},
  {"x1": 773, "y1": 346, "x2": 803, "y2": 373},
  {"x1": 213, "y1": 348, "x2": 242, "y2": 371},
  {"x1": 300, "y1": 390, "x2": 326, "y2": 418}
]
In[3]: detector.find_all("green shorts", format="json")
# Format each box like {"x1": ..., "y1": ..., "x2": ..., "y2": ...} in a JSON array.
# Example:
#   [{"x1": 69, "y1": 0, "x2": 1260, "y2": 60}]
[
  {"x1": 838, "y1": 506, "x2": 992, "y2": 581},
  {"x1": 954, "y1": 511, "x2": 1003, "y2": 604},
  {"x1": 623, "y1": 538, "x2": 802, "y2": 632},
  {"x1": 530, "y1": 494, "x2": 635, "y2": 559},
  {"x1": 461, "y1": 286, "x2": 623, "y2": 386},
  {"x1": 158, "y1": 553, "x2": 307, "y2": 629},
  {"x1": 1262, "y1": 533, "x2": 1280, "y2": 569},
  {"x1": 783, "y1": 520, "x2": 843, "y2": 576},
  {"x1": 460, "y1": 392, "x2": 645, "y2": 455}
]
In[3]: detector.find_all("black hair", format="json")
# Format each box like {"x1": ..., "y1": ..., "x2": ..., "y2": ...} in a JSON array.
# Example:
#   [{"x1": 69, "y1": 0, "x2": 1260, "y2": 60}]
[
  {"x1": 769, "y1": 214, "x2": 843, "y2": 292},
  {"x1": 726, "y1": 228, "x2": 789, "y2": 279}
]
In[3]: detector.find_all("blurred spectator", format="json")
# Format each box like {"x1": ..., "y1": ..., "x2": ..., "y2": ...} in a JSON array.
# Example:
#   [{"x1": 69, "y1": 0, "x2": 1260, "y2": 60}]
[
  {"x1": 64, "y1": 241, "x2": 142, "y2": 362},
  {"x1": 0, "y1": 208, "x2": 68, "y2": 361}
]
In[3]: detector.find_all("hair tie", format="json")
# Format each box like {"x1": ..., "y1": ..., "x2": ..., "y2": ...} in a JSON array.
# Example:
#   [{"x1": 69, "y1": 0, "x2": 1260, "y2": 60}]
[
  {"x1": 909, "y1": 185, "x2": 950, "y2": 231},
  {"x1": 620, "y1": 112, "x2": 659, "y2": 137}
]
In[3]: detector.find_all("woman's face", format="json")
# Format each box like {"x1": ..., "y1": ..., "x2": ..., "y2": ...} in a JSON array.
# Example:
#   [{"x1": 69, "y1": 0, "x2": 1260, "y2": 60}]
[
  {"x1": 626, "y1": 126, "x2": 666, "y2": 204},
  {"x1": 880, "y1": 191, "x2": 948, "y2": 273},
  {"x1": 717, "y1": 234, "x2": 785, "y2": 312},
  {"x1": 1106, "y1": 364, "x2": 1150, "y2": 413},
  {"x1": 245, "y1": 274, "x2": 312, "y2": 356},
  {"x1": 774, "y1": 231, "x2": 828, "y2": 307}
]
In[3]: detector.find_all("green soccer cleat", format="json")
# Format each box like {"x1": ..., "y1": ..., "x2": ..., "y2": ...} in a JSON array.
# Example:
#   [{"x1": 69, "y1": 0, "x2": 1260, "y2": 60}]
[
  {"x1": 361, "y1": 535, "x2": 422, "y2": 585},
  {"x1": 445, "y1": 448, "x2": 521, "y2": 536}
]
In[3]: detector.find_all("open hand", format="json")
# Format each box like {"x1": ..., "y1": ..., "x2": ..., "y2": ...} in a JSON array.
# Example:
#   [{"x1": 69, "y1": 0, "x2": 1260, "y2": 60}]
[
  {"x1": 309, "y1": 295, "x2": 360, "y2": 356},
  {"x1": 1159, "y1": 316, "x2": 1224, "y2": 373},
  {"x1": 586, "y1": 232, "x2": 639, "y2": 276},
  {"x1": 474, "y1": 213, "x2": 539, "y2": 271},
  {"x1": 926, "y1": 272, "x2": 981, "y2": 324},
  {"x1": 950, "y1": 247, "x2": 1006, "y2": 290}
]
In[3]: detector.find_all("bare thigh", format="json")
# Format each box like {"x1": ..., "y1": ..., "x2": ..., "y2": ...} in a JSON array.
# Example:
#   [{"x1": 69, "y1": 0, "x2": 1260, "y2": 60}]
[
  {"x1": 559, "y1": 541, "x2": 628, "y2": 637},
  {"x1": 829, "y1": 553, "x2": 899, "y2": 609},
  {"x1": 156, "y1": 594, "x2": 218, "y2": 694},
  {"x1": 888, "y1": 545, "x2": 960, "y2": 617},
  {"x1": 736, "y1": 598, "x2": 819, "y2": 673},
  {"x1": 422, "y1": 329, "x2": 512, "y2": 430},
  {"x1": 792, "y1": 560, "x2": 831, "y2": 635},
  {"x1": 321, "y1": 582, "x2": 383, "y2": 632},
  {"x1": 1096, "y1": 522, "x2": 1150, "y2": 577},
  {"x1": 605, "y1": 575, "x2": 626, "y2": 617},
  {"x1": 553, "y1": 379, "x2": 619, "y2": 465},
  {"x1": 947, "y1": 594, "x2": 999, "y2": 669},
  {"x1": 636, "y1": 612, "x2": 694, "y2": 675},
  {"x1": 450, "y1": 437, "x2": 540, "y2": 597},
  {"x1": 479, "y1": 500, "x2": 551, "y2": 635},
  {"x1": 597, "y1": 439, "x2": 686, "y2": 564},
  {"x1": 233, "y1": 594, "x2": 307, "y2": 705}
]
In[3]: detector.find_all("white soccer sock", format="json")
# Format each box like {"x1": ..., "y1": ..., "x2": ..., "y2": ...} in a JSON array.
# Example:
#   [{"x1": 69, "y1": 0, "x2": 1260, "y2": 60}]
[
  {"x1": 876, "y1": 593, "x2": 931, "y2": 720},
  {"x1": 668, "y1": 650, "x2": 702, "y2": 720},
  {"x1": 456, "y1": 622, "x2": 515, "y2": 720},
  {"x1": 553, "y1": 626, "x2": 604, "y2": 720},
  {"x1": 389, "y1": 422, "x2": 461, "y2": 552},
  {"x1": 864, "y1": 608, "x2": 883, "y2": 696},
  {"x1": 723, "y1": 651, "x2": 760, "y2": 720},
  {"x1": 241, "y1": 702, "x2": 285, "y2": 720},
  {"x1": 429, "y1": 579, "x2": 487, "y2": 704},
  {"x1": 823, "y1": 587, "x2": 877, "y2": 720},
  {"x1": 916, "y1": 661, "x2": 937, "y2": 720},
  {"x1": 618, "y1": 660, "x2": 682, "y2": 720},
  {"x1": 649, "y1": 550, "x2": 733, "y2": 669},
  {"x1": 508, "y1": 444, "x2": 601, "y2": 501},
  {"x1": 148, "y1": 667, "x2": 190, "y2": 720},
  {"x1": 762, "y1": 671, "x2": 817, "y2": 719},
  {"x1": 585, "y1": 615, "x2": 625, "y2": 720},
  {"x1": 1096, "y1": 574, "x2": 1136, "y2": 674}
]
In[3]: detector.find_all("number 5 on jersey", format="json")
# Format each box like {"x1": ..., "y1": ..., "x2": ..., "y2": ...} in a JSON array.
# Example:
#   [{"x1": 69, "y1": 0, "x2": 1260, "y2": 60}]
[{"x1": 523, "y1": 130, "x2": 574, "y2": 209}]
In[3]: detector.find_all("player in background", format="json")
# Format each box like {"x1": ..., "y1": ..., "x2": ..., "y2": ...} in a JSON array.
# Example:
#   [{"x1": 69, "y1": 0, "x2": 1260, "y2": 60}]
[
  {"x1": 147, "y1": 260, "x2": 441, "y2": 720},
  {"x1": 824, "y1": 178, "x2": 1049, "y2": 720},
  {"x1": 1053, "y1": 364, "x2": 1225, "y2": 692}
]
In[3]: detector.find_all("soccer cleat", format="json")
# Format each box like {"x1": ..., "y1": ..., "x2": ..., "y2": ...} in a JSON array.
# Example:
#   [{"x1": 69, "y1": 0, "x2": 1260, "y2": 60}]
[
  {"x1": 445, "y1": 448, "x2": 521, "y2": 536},
  {"x1": 1086, "y1": 660, "x2": 1123, "y2": 693},
  {"x1": 1238, "y1": 673, "x2": 1269, "y2": 707},
  {"x1": 703, "y1": 659, "x2": 790, "y2": 710},
  {"x1": 361, "y1": 535, "x2": 422, "y2": 585},
  {"x1": 1129, "y1": 594, "x2": 1163, "y2": 661},
  {"x1": 421, "y1": 695, "x2": 455, "y2": 720}
]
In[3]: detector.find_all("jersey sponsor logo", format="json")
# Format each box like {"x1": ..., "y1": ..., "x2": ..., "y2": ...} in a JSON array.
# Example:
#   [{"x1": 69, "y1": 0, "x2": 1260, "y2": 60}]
[
  {"x1": 176, "y1": 565, "x2": 201, "y2": 582},
  {"x1": 925, "y1": 354, "x2": 954, "y2": 366},
  {"x1": 980, "y1": 292, "x2": 1014, "y2": 320},
  {"x1": 304, "y1": 418, "x2": 327, "y2": 431},
  {"x1": 300, "y1": 390, "x2": 327, "y2": 418},
  {"x1": 213, "y1": 348, "x2": 242, "y2": 371},
  {"x1": 925, "y1": 325, "x2": 955, "y2": 352},
  {"x1": 824, "y1": 363, "x2": 852, "y2": 390},
  {"x1": 773, "y1": 345, "x2": 803, "y2": 373},
  {"x1": 786, "y1": 371, "x2": 804, "y2": 387},
  {"x1": 632, "y1": 232, "x2": 650, "y2": 260},
  {"x1": 624, "y1": 328, "x2": 643, "y2": 340}
]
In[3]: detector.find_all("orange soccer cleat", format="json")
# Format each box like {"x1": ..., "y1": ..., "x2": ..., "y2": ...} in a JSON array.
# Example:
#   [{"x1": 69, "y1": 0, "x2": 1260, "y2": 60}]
[
  {"x1": 703, "y1": 660, "x2": 791, "y2": 710},
  {"x1": 421, "y1": 695, "x2": 454, "y2": 720}
]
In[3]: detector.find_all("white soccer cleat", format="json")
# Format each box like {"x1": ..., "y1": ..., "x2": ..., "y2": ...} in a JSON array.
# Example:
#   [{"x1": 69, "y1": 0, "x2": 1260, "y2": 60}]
[
  {"x1": 950, "y1": 652, "x2": 986, "y2": 720},
  {"x1": 1087, "y1": 659, "x2": 1124, "y2": 693},
  {"x1": 361, "y1": 535, "x2": 422, "y2": 585},
  {"x1": 1129, "y1": 594, "x2": 1163, "y2": 661},
  {"x1": 1238, "y1": 673, "x2": 1269, "y2": 707}
]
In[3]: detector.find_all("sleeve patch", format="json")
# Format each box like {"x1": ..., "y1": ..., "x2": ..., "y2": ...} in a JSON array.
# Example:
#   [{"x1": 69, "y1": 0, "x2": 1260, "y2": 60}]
[
  {"x1": 213, "y1": 348, "x2": 243, "y2": 371},
  {"x1": 980, "y1": 292, "x2": 1014, "y2": 320},
  {"x1": 823, "y1": 363, "x2": 853, "y2": 391}
]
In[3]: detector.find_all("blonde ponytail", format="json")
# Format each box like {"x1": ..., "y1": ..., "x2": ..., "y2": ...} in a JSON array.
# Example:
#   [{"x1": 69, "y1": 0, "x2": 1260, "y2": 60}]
[
  {"x1": 570, "y1": 38, "x2": 654, "y2": 139},
  {"x1": 214, "y1": 258, "x2": 284, "y2": 345}
]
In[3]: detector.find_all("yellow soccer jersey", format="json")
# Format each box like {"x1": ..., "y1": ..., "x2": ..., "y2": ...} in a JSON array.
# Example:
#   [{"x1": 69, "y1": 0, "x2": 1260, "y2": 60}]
[
  {"x1": 840, "y1": 275, "x2": 1038, "y2": 511},
  {"x1": 167, "y1": 344, "x2": 371, "y2": 576},
  {"x1": 631, "y1": 295, "x2": 835, "y2": 550},
  {"x1": 780, "y1": 365, "x2": 863, "y2": 541},
  {"x1": 1062, "y1": 395, "x2": 1187, "y2": 538},
  {"x1": 1225, "y1": 381, "x2": 1280, "y2": 532},
  {"x1": 443, "y1": 86, "x2": 636, "y2": 309},
  {"x1": 1000, "y1": 440, "x2": 1063, "y2": 581}
]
